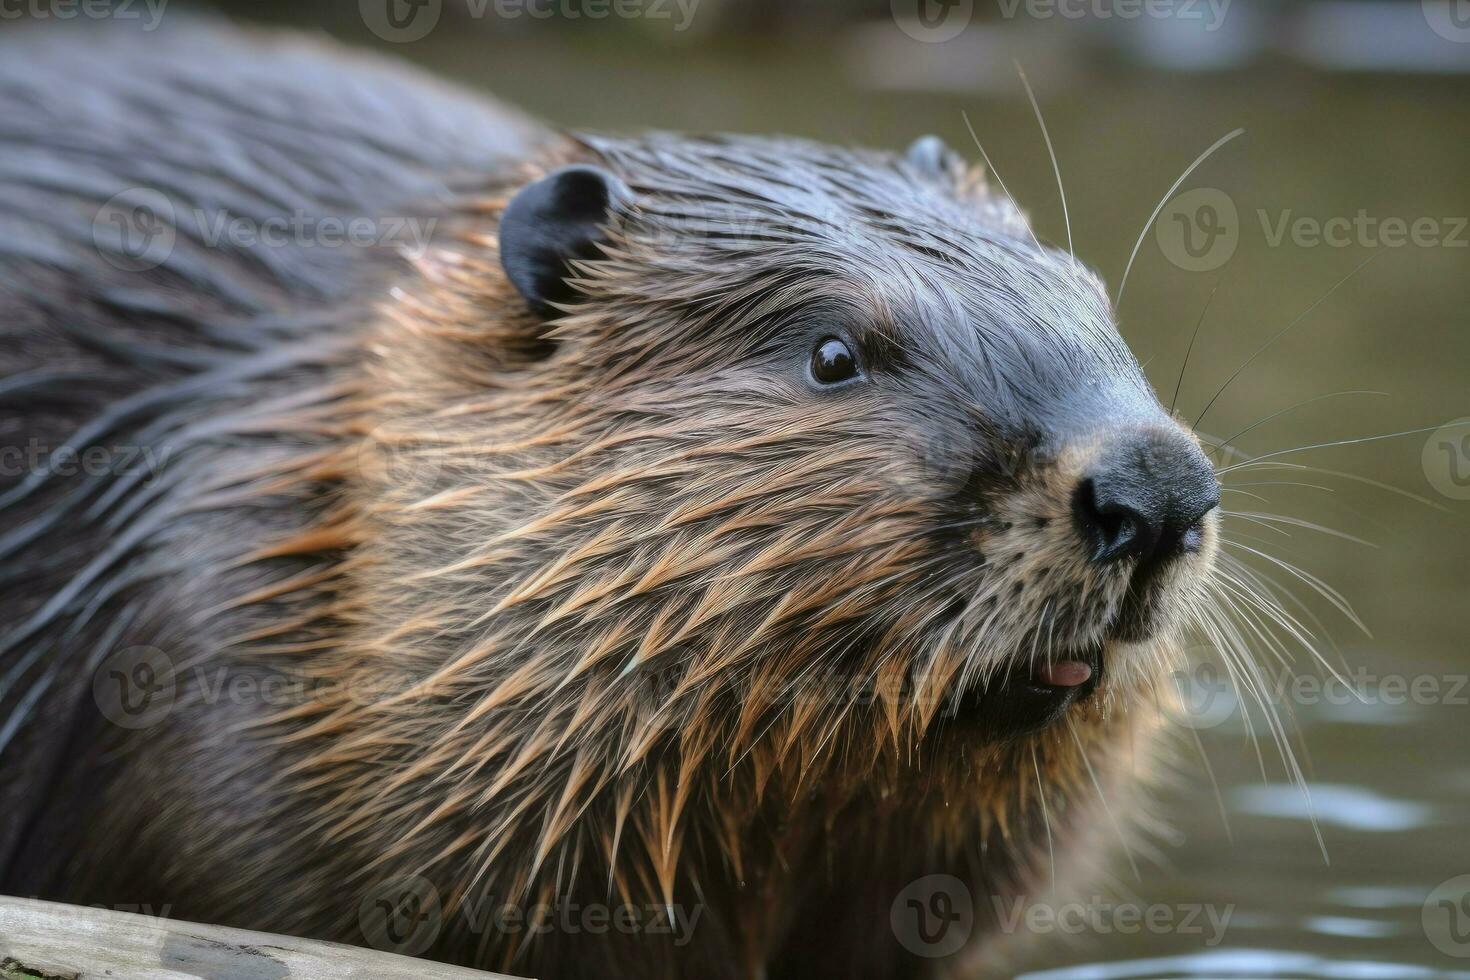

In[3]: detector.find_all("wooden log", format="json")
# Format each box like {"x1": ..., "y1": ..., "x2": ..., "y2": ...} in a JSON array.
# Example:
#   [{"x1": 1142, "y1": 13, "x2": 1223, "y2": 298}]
[{"x1": 0, "y1": 897, "x2": 526, "y2": 980}]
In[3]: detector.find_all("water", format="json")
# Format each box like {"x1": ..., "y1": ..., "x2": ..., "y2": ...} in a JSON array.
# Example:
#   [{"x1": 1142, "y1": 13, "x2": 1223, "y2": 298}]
[{"x1": 100, "y1": 5, "x2": 1470, "y2": 974}]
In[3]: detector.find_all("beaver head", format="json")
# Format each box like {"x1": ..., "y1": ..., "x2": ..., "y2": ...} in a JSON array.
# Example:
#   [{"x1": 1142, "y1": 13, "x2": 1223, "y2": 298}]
[{"x1": 333, "y1": 131, "x2": 1221, "y2": 965}]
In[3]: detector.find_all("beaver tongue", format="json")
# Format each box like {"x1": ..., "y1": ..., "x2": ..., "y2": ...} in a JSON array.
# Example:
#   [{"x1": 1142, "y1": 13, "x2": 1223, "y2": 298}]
[{"x1": 1033, "y1": 660, "x2": 1094, "y2": 688}]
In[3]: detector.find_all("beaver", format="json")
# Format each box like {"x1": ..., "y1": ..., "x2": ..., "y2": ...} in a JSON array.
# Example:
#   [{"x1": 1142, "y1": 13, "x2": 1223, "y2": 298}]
[{"x1": 0, "y1": 21, "x2": 1221, "y2": 980}]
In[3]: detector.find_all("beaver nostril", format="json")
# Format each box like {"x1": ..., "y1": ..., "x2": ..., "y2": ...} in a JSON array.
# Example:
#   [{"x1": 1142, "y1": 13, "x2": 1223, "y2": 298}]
[
  {"x1": 1073, "y1": 432, "x2": 1220, "y2": 566},
  {"x1": 1074, "y1": 478, "x2": 1156, "y2": 563}
]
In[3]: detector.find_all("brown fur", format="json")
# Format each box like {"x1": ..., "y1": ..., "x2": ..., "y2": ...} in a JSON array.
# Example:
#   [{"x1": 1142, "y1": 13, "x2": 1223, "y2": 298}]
[
  {"x1": 222, "y1": 144, "x2": 1211, "y2": 976},
  {"x1": 0, "y1": 27, "x2": 1221, "y2": 980}
]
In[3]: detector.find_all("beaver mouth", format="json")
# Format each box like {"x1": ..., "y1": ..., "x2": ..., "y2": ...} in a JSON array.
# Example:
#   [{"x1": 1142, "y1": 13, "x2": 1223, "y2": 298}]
[
  {"x1": 950, "y1": 643, "x2": 1103, "y2": 741},
  {"x1": 1110, "y1": 568, "x2": 1173, "y2": 644}
]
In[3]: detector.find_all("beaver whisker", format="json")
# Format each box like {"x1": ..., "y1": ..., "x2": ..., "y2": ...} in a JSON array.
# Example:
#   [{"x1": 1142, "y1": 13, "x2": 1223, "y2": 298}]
[
  {"x1": 1204, "y1": 388, "x2": 1388, "y2": 463},
  {"x1": 1205, "y1": 555, "x2": 1340, "y2": 775},
  {"x1": 1222, "y1": 513, "x2": 1295, "y2": 539},
  {"x1": 1192, "y1": 716, "x2": 1237, "y2": 843},
  {"x1": 1221, "y1": 486, "x2": 1272, "y2": 505},
  {"x1": 1042, "y1": 602, "x2": 1059, "y2": 667},
  {"x1": 1028, "y1": 598, "x2": 1052, "y2": 665},
  {"x1": 1224, "y1": 479, "x2": 1335, "y2": 493},
  {"x1": 1219, "y1": 550, "x2": 1346, "y2": 664},
  {"x1": 1066, "y1": 715, "x2": 1141, "y2": 880},
  {"x1": 1211, "y1": 568, "x2": 1312, "y2": 671},
  {"x1": 1222, "y1": 540, "x2": 1367, "y2": 634},
  {"x1": 1224, "y1": 460, "x2": 1448, "y2": 511},
  {"x1": 1031, "y1": 744, "x2": 1057, "y2": 889},
  {"x1": 1223, "y1": 510, "x2": 1378, "y2": 548},
  {"x1": 1168, "y1": 280, "x2": 1218, "y2": 416},
  {"x1": 1194, "y1": 253, "x2": 1381, "y2": 428},
  {"x1": 1188, "y1": 594, "x2": 1262, "y2": 741},
  {"x1": 960, "y1": 110, "x2": 1044, "y2": 255},
  {"x1": 1214, "y1": 421, "x2": 1459, "y2": 478},
  {"x1": 1016, "y1": 63, "x2": 1074, "y2": 263},
  {"x1": 1191, "y1": 580, "x2": 1328, "y2": 861},
  {"x1": 1215, "y1": 552, "x2": 1358, "y2": 695},
  {"x1": 1116, "y1": 127, "x2": 1245, "y2": 307}
]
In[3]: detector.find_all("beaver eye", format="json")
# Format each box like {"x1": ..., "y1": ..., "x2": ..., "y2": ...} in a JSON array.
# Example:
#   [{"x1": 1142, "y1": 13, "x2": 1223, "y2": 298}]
[{"x1": 811, "y1": 336, "x2": 859, "y2": 385}]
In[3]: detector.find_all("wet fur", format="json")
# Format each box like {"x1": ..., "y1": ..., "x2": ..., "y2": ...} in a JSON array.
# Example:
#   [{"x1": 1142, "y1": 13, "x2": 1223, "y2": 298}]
[{"x1": 0, "y1": 22, "x2": 1215, "y2": 980}]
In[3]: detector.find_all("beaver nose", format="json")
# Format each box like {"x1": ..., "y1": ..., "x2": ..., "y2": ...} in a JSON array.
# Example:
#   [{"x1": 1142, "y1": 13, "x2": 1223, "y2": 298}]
[{"x1": 1073, "y1": 430, "x2": 1219, "y2": 565}]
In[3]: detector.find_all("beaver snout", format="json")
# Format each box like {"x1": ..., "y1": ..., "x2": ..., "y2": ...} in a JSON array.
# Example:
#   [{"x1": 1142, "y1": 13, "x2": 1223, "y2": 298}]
[{"x1": 1072, "y1": 428, "x2": 1220, "y2": 567}]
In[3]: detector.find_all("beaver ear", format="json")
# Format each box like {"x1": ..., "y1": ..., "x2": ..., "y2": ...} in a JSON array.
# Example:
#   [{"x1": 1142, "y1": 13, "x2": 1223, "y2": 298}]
[
  {"x1": 499, "y1": 165, "x2": 633, "y2": 317},
  {"x1": 904, "y1": 135, "x2": 966, "y2": 183},
  {"x1": 905, "y1": 135, "x2": 1033, "y2": 238}
]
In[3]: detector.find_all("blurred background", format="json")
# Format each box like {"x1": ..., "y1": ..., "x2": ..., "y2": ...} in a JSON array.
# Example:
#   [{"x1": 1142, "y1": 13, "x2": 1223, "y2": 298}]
[{"x1": 10, "y1": 0, "x2": 1470, "y2": 975}]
